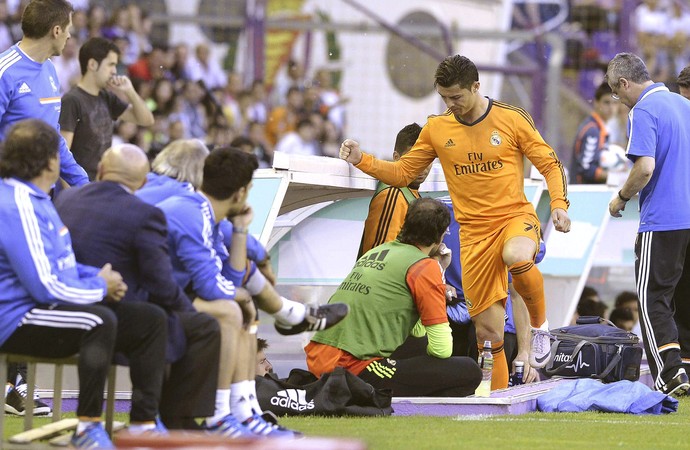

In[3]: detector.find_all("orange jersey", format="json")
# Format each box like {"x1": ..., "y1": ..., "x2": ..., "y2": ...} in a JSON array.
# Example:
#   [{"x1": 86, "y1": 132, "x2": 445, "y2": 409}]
[
  {"x1": 356, "y1": 99, "x2": 569, "y2": 244},
  {"x1": 358, "y1": 183, "x2": 420, "y2": 258}
]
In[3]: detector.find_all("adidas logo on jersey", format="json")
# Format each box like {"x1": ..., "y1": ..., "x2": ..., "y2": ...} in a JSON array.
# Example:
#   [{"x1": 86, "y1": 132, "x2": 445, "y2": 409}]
[
  {"x1": 18, "y1": 82, "x2": 31, "y2": 94},
  {"x1": 444, "y1": 139, "x2": 455, "y2": 148},
  {"x1": 270, "y1": 389, "x2": 315, "y2": 411}
]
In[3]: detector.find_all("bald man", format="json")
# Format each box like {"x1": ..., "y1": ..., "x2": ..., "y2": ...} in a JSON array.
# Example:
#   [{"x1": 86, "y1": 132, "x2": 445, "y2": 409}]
[{"x1": 55, "y1": 144, "x2": 221, "y2": 431}]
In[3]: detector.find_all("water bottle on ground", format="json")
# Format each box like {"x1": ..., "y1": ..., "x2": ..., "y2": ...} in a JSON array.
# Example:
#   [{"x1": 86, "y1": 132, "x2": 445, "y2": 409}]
[
  {"x1": 511, "y1": 361, "x2": 525, "y2": 386},
  {"x1": 475, "y1": 340, "x2": 493, "y2": 397}
]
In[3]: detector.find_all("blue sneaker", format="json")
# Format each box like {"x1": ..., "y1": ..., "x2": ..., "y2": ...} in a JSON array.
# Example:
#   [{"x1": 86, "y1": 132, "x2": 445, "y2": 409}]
[
  {"x1": 128, "y1": 416, "x2": 169, "y2": 436},
  {"x1": 204, "y1": 413, "x2": 256, "y2": 439},
  {"x1": 70, "y1": 422, "x2": 114, "y2": 449},
  {"x1": 153, "y1": 416, "x2": 169, "y2": 435},
  {"x1": 242, "y1": 413, "x2": 302, "y2": 438}
]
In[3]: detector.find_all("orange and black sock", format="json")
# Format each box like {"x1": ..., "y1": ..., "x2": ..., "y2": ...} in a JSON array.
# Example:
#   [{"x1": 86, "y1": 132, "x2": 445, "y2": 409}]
[{"x1": 509, "y1": 260, "x2": 546, "y2": 328}]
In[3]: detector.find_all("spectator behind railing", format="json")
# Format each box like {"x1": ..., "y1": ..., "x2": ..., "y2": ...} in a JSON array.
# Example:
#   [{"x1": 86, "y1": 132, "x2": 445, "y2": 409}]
[
  {"x1": 677, "y1": 65, "x2": 690, "y2": 99},
  {"x1": 0, "y1": 2, "x2": 14, "y2": 52},
  {"x1": 187, "y1": 43, "x2": 228, "y2": 91},
  {"x1": 666, "y1": 1, "x2": 690, "y2": 80},
  {"x1": 634, "y1": 0, "x2": 670, "y2": 82},
  {"x1": 265, "y1": 86, "x2": 305, "y2": 147}
]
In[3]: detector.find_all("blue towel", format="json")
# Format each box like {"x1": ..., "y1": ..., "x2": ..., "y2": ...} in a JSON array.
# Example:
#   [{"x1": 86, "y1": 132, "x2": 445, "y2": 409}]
[{"x1": 537, "y1": 379, "x2": 678, "y2": 414}]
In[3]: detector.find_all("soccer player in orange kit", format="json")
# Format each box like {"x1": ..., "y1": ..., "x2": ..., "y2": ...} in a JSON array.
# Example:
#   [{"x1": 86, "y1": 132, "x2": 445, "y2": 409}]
[{"x1": 339, "y1": 55, "x2": 571, "y2": 390}]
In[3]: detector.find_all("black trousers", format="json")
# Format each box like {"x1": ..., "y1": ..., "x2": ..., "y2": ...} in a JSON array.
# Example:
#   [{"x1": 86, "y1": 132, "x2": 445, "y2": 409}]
[
  {"x1": 159, "y1": 311, "x2": 220, "y2": 429},
  {"x1": 357, "y1": 355, "x2": 482, "y2": 397},
  {"x1": 6, "y1": 363, "x2": 26, "y2": 386},
  {"x1": 107, "y1": 301, "x2": 168, "y2": 422},
  {"x1": 392, "y1": 323, "x2": 518, "y2": 368},
  {"x1": 672, "y1": 235, "x2": 690, "y2": 374},
  {"x1": 635, "y1": 230, "x2": 690, "y2": 389},
  {"x1": 0, "y1": 304, "x2": 117, "y2": 418}
]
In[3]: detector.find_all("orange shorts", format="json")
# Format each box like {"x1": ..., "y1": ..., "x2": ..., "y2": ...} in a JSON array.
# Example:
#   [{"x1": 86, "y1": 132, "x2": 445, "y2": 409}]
[{"x1": 461, "y1": 214, "x2": 541, "y2": 317}]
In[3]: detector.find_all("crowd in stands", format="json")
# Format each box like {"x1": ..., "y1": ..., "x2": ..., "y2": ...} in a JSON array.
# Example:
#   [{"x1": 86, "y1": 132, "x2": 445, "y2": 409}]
[
  {"x1": 572, "y1": 286, "x2": 642, "y2": 338},
  {"x1": 0, "y1": 1, "x2": 347, "y2": 169}
]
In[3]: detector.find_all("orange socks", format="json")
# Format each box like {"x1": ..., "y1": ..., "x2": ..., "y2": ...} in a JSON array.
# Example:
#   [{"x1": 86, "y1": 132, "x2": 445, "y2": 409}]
[
  {"x1": 509, "y1": 260, "x2": 546, "y2": 328},
  {"x1": 478, "y1": 340, "x2": 508, "y2": 390}
]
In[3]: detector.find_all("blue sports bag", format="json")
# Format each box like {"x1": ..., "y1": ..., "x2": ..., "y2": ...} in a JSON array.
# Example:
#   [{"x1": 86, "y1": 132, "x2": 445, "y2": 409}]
[{"x1": 544, "y1": 316, "x2": 642, "y2": 383}]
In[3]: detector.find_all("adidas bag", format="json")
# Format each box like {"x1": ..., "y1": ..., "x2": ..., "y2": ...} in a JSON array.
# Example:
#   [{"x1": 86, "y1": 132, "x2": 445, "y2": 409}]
[
  {"x1": 256, "y1": 367, "x2": 392, "y2": 416},
  {"x1": 544, "y1": 316, "x2": 642, "y2": 383}
]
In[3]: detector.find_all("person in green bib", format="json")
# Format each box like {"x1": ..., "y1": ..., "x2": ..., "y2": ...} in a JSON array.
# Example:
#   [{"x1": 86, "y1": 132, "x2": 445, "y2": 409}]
[{"x1": 305, "y1": 197, "x2": 482, "y2": 396}]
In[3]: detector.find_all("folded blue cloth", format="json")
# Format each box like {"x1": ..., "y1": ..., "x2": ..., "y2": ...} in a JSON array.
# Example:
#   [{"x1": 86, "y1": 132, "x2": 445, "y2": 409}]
[
  {"x1": 537, "y1": 378, "x2": 678, "y2": 414},
  {"x1": 447, "y1": 301, "x2": 471, "y2": 325}
]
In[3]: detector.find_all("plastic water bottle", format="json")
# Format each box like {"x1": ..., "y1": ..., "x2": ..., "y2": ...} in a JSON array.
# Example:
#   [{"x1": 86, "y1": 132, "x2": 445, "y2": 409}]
[
  {"x1": 475, "y1": 340, "x2": 493, "y2": 397},
  {"x1": 512, "y1": 361, "x2": 525, "y2": 386}
]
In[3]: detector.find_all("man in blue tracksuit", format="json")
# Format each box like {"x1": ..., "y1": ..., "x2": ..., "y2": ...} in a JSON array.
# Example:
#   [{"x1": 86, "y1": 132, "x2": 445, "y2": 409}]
[
  {"x1": 0, "y1": 0, "x2": 88, "y2": 186},
  {"x1": 156, "y1": 147, "x2": 297, "y2": 438},
  {"x1": 136, "y1": 139, "x2": 274, "y2": 283},
  {"x1": 158, "y1": 147, "x2": 349, "y2": 438},
  {"x1": 0, "y1": 0, "x2": 89, "y2": 420},
  {"x1": 0, "y1": 119, "x2": 122, "y2": 448},
  {"x1": 607, "y1": 52, "x2": 690, "y2": 396}
]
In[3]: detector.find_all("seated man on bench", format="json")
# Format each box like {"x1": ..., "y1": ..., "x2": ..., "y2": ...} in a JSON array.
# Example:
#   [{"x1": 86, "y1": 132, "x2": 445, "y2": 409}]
[{"x1": 0, "y1": 119, "x2": 124, "y2": 448}]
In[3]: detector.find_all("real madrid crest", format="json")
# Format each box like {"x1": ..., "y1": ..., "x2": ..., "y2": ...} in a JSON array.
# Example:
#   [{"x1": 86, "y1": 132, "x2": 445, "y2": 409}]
[{"x1": 490, "y1": 130, "x2": 502, "y2": 146}]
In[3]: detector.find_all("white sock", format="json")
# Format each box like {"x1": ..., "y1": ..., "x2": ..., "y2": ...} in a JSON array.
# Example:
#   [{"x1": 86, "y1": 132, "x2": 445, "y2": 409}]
[
  {"x1": 248, "y1": 380, "x2": 262, "y2": 414},
  {"x1": 230, "y1": 381, "x2": 253, "y2": 422},
  {"x1": 128, "y1": 423, "x2": 156, "y2": 435},
  {"x1": 76, "y1": 421, "x2": 98, "y2": 434},
  {"x1": 206, "y1": 389, "x2": 231, "y2": 425},
  {"x1": 532, "y1": 320, "x2": 549, "y2": 332},
  {"x1": 273, "y1": 297, "x2": 306, "y2": 326}
]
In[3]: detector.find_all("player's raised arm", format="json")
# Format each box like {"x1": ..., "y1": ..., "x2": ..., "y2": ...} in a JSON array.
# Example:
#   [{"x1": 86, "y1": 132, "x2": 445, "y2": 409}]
[{"x1": 339, "y1": 139, "x2": 363, "y2": 165}]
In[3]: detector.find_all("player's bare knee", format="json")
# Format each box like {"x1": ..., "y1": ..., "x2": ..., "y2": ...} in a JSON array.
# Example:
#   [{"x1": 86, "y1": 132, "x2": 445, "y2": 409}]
[
  {"x1": 503, "y1": 236, "x2": 537, "y2": 266},
  {"x1": 198, "y1": 298, "x2": 243, "y2": 328},
  {"x1": 475, "y1": 326, "x2": 504, "y2": 345}
]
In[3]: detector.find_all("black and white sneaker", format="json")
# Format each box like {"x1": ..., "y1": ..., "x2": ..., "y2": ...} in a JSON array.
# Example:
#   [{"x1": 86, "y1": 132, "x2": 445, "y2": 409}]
[
  {"x1": 660, "y1": 368, "x2": 690, "y2": 397},
  {"x1": 275, "y1": 303, "x2": 349, "y2": 336},
  {"x1": 7, "y1": 382, "x2": 53, "y2": 416},
  {"x1": 5, "y1": 387, "x2": 26, "y2": 415}
]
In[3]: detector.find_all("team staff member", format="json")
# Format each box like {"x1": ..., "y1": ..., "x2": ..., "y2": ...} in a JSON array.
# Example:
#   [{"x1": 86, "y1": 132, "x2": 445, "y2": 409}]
[
  {"x1": 358, "y1": 122, "x2": 431, "y2": 258},
  {"x1": 339, "y1": 55, "x2": 571, "y2": 390},
  {"x1": 0, "y1": 119, "x2": 124, "y2": 448},
  {"x1": 55, "y1": 144, "x2": 221, "y2": 430},
  {"x1": 306, "y1": 198, "x2": 482, "y2": 396},
  {"x1": 607, "y1": 52, "x2": 690, "y2": 396},
  {"x1": 0, "y1": 0, "x2": 88, "y2": 186}
]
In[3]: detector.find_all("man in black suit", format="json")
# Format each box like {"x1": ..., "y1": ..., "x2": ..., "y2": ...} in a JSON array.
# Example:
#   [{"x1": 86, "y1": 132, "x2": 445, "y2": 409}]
[{"x1": 55, "y1": 144, "x2": 221, "y2": 430}]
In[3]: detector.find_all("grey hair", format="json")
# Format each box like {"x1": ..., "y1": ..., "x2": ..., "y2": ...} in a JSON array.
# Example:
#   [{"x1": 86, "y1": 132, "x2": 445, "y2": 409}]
[
  {"x1": 607, "y1": 53, "x2": 651, "y2": 87},
  {"x1": 151, "y1": 139, "x2": 209, "y2": 189}
]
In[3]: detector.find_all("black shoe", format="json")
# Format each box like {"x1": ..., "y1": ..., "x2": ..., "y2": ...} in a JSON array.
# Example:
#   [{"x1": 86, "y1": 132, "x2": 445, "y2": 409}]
[
  {"x1": 275, "y1": 303, "x2": 349, "y2": 336},
  {"x1": 660, "y1": 368, "x2": 690, "y2": 397},
  {"x1": 14, "y1": 382, "x2": 53, "y2": 416},
  {"x1": 5, "y1": 387, "x2": 26, "y2": 415}
]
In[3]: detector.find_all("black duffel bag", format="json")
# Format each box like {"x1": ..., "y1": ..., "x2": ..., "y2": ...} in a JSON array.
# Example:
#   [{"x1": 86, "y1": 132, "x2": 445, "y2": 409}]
[
  {"x1": 544, "y1": 316, "x2": 643, "y2": 382},
  {"x1": 256, "y1": 367, "x2": 392, "y2": 416}
]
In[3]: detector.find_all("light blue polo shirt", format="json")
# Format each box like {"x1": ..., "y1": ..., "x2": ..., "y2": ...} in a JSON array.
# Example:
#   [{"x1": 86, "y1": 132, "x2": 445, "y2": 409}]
[{"x1": 626, "y1": 83, "x2": 690, "y2": 232}]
